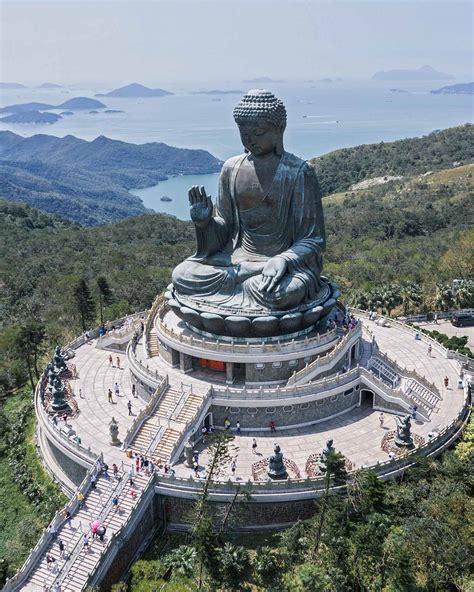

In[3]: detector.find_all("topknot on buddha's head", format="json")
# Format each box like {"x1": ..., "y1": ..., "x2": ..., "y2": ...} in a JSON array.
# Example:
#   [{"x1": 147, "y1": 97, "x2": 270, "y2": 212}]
[{"x1": 233, "y1": 89, "x2": 287, "y2": 129}]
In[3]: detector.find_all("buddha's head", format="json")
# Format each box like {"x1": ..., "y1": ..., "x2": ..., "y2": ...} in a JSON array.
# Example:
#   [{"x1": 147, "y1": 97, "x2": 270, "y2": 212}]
[{"x1": 233, "y1": 89, "x2": 286, "y2": 157}]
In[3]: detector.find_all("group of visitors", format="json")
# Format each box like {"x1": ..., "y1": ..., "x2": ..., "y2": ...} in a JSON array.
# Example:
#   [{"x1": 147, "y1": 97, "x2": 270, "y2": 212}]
[
  {"x1": 108, "y1": 354, "x2": 123, "y2": 369},
  {"x1": 221, "y1": 418, "x2": 277, "y2": 434}
]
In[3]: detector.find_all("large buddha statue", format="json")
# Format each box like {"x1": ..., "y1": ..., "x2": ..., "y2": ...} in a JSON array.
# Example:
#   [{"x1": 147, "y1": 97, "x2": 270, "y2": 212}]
[{"x1": 168, "y1": 90, "x2": 338, "y2": 337}]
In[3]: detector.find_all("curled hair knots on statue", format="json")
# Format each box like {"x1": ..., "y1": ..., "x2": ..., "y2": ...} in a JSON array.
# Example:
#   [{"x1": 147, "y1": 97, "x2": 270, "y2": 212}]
[{"x1": 233, "y1": 89, "x2": 287, "y2": 129}]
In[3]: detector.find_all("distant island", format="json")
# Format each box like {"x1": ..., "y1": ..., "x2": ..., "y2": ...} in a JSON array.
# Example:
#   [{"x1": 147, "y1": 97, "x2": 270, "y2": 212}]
[
  {"x1": 96, "y1": 83, "x2": 174, "y2": 98},
  {"x1": 0, "y1": 110, "x2": 62, "y2": 124},
  {"x1": 55, "y1": 97, "x2": 106, "y2": 109},
  {"x1": 431, "y1": 82, "x2": 473, "y2": 95},
  {"x1": 160, "y1": 196, "x2": 172, "y2": 202},
  {"x1": 242, "y1": 77, "x2": 285, "y2": 84},
  {"x1": 0, "y1": 131, "x2": 222, "y2": 225},
  {"x1": 192, "y1": 89, "x2": 243, "y2": 95},
  {"x1": 389, "y1": 88, "x2": 409, "y2": 94},
  {"x1": 0, "y1": 97, "x2": 107, "y2": 124},
  {"x1": 319, "y1": 77, "x2": 343, "y2": 83},
  {"x1": 0, "y1": 102, "x2": 55, "y2": 113},
  {"x1": 37, "y1": 83, "x2": 62, "y2": 89},
  {"x1": 372, "y1": 65, "x2": 454, "y2": 81},
  {"x1": 0, "y1": 82, "x2": 27, "y2": 89},
  {"x1": 104, "y1": 109, "x2": 124, "y2": 113}
]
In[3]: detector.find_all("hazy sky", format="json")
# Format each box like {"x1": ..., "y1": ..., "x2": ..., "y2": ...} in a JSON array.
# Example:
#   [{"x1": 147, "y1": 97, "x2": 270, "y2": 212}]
[{"x1": 1, "y1": 0, "x2": 472, "y2": 86}]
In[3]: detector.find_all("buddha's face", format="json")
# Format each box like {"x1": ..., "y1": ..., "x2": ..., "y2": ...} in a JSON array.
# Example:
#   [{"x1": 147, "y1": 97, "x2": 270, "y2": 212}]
[{"x1": 238, "y1": 121, "x2": 282, "y2": 157}]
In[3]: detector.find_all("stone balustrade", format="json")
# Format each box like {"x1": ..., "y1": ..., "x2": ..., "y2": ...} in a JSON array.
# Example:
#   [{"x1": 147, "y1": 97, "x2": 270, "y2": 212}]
[
  {"x1": 121, "y1": 376, "x2": 169, "y2": 450},
  {"x1": 3, "y1": 456, "x2": 104, "y2": 592},
  {"x1": 156, "y1": 303, "x2": 339, "y2": 358},
  {"x1": 287, "y1": 322, "x2": 362, "y2": 384}
]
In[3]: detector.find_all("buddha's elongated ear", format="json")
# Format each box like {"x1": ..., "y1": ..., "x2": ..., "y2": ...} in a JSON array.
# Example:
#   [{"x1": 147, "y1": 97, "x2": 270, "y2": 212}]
[{"x1": 275, "y1": 123, "x2": 285, "y2": 156}]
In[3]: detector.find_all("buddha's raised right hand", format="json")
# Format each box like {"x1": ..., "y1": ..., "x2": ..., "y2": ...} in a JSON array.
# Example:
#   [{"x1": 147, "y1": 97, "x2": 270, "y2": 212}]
[{"x1": 189, "y1": 185, "x2": 213, "y2": 228}]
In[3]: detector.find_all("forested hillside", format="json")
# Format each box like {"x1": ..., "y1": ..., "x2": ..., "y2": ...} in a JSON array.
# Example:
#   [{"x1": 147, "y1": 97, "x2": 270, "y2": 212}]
[
  {"x1": 313, "y1": 123, "x2": 474, "y2": 195},
  {"x1": 0, "y1": 132, "x2": 222, "y2": 225}
]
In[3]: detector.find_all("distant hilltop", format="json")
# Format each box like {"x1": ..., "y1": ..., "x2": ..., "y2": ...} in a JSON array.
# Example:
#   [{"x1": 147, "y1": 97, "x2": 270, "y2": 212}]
[
  {"x1": 37, "y1": 83, "x2": 62, "y2": 89},
  {"x1": 0, "y1": 82, "x2": 27, "y2": 89},
  {"x1": 56, "y1": 97, "x2": 106, "y2": 109},
  {"x1": 95, "y1": 83, "x2": 174, "y2": 98},
  {"x1": 431, "y1": 82, "x2": 473, "y2": 95},
  {"x1": 0, "y1": 110, "x2": 62, "y2": 124},
  {"x1": 372, "y1": 65, "x2": 454, "y2": 81}
]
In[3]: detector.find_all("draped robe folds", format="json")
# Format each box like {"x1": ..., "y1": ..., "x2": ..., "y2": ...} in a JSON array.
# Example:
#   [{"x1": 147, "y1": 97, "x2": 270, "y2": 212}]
[{"x1": 172, "y1": 151, "x2": 327, "y2": 314}]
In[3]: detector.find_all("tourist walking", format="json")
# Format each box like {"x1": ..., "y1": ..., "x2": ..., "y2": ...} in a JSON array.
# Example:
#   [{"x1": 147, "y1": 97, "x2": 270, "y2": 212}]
[
  {"x1": 107, "y1": 389, "x2": 113, "y2": 403},
  {"x1": 82, "y1": 534, "x2": 89, "y2": 553},
  {"x1": 444, "y1": 376, "x2": 449, "y2": 388},
  {"x1": 127, "y1": 400, "x2": 133, "y2": 415},
  {"x1": 53, "y1": 583, "x2": 61, "y2": 592},
  {"x1": 112, "y1": 495, "x2": 119, "y2": 511},
  {"x1": 114, "y1": 382, "x2": 120, "y2": 397},
  {"x1": 252, "y1": 438, "x2": 258, "y2": 454},
  {"x1": 231, "y1": 460, "x2": 236, "y2": 476},
  {"x1": 116, "y1": 356, "x2": 121, "y2": 369},
  {"x1": 427, "y1": 344, "x2": 432, "y2": 357},
  {"x1": 46, "y1": 553, "x2": 56, "y2": 572},
  {"x1": 412, "y1": 404, "x2": 418, "y2": 419},
  {"x1": 77, "y1": 491, "x2": 85, "y2": 508},
  {"x1": 135, "y1": 454, "x2": 140, "y2": 473},
  {"x1": 64, "y1": 510, "x2": 72, "y2": 528},
  {"x1": 112, "y1": 463, "x2": 119, "y2": 479},
  {"x1": 269, "y1": 420, "x2": 276, "y2": 433},
  {"x1": 193, "y1": 461, "x2": 199, "y2": 478},
  {"x1": 78, "y1": 388, "x2": 83, "y2": 399},
  {"x1": 90, "y1": 474, "x2": 96, "y2": 489},
  {"x1": 108, "y1": 354, "x2": 113, "y2": 367},
  {"x1": 58, "y1": 538, "x2": 65, "y2": 559},
  {"x1": 224, "y1": 417, "x2": 231, "y2": 430},
  {"x1": 236, "y1": 420, "x2": 241, "y2": 434},
  {"x1": 379, "y1": 412, "x2": 384, "y2": 428},
  {"x1": 128, "y1": 467, "x2": 134, "y2": 486},
  {"x1": 132, "y1": 383, "x2": 136, "y2": 398}
]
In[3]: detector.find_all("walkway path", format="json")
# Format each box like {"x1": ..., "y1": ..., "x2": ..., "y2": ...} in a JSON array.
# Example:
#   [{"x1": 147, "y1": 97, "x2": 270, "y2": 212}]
[
  {"x1": 64, "y1": 341, "x2": 148, "y2": 465},
  {"x1": 22, "y1": 470, "x2": 151, "y2": 591}
]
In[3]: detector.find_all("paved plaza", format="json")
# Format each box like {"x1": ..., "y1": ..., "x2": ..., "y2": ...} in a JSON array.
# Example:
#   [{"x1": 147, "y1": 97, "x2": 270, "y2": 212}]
[{"x1": 61, "y1": 315, "x2": 465, "y2": 483}]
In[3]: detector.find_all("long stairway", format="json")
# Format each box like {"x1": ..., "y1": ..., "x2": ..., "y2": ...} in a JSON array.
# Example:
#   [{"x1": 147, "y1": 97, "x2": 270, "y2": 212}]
[
  {"x1": 403, "y1": 378, "x2": 440, "y2": 416},
  {"x1": 176, "y1": 392, "x2": 204, "y2": 423},
  {"x1": 151, "y1": 427, "x2": 182, "y2": 464},
  {"x1": 21, "y1": 471, "x2": 151, "y2": 591},
  {"x1": 147, "y1": 326, "x2": 159, "y2": 357}
]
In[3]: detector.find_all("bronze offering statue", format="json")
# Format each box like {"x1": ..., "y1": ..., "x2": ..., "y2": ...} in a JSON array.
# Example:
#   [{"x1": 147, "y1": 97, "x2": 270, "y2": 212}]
[
  {"x1": 268, "y1": 442, "x2": 288, "y2": 480},
  {"x1": 167, "y1": 90, "x2": 338, "y2": 337}
]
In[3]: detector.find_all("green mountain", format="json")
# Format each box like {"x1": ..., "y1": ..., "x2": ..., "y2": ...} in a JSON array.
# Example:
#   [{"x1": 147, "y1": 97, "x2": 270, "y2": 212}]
[
  {"x1": 0, "y1": 132, "x2": 222, "y2": 224},
  {"x1": 312, "y1": 124, "x2": 474, "y2": 196}
]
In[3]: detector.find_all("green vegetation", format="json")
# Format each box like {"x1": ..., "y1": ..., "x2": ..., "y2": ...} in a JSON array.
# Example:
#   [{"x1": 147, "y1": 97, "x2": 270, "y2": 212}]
[
  {"x1": 411, "y1": 326, "x2": 472, "y2": 358},
  {"x1": 313, "y1": 124, "x2": 474, "y2": 195},
  {"x1": 108, "y1": 423, "x2": 473, "y2": 591},
  {"x1": 0, "y1": 131, "x2": 221, "y2": 225},
  {"x1": 0, "y1": 392, "x2": 67, "y2": 583},
  {"x1": 0, "y1": 125, "x2": 472, "y2": 588}
]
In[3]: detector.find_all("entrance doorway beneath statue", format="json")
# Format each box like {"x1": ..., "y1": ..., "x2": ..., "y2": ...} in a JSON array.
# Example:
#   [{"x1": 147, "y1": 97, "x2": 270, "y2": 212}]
[
  {"x1": 204, "y1": 412, "x2": 213, "y2": 430},
  {"x1": 360, "y1": 389, "x2": 374, "y2": 407}
]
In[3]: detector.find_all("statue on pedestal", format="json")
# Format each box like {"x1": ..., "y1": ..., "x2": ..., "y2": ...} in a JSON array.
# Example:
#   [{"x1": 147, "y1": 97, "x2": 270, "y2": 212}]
[
  {"x1": 53, "y1": 345, "x2": 68, "y2": 374},
  {"x1": 167, "y1": 90, "x2": 338, "y2": 337},
  {"x1": 51, "y1": 375, "x2": 68, "y2": 412},
  {"x1": 109, "y1": 417, "x2": 121, "y2": 446},
  {"x1": 395, "y1": 415, "x2": 414, "y2": 449},
  {"x1": 268, "y1": 442, "x2": 288, "y2": 480}
]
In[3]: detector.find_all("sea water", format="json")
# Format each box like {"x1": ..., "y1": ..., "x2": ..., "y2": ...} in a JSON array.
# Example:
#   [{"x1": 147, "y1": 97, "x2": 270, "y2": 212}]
[{"x1": 1, "y1": 80, "x2": 472, "y2": 219}]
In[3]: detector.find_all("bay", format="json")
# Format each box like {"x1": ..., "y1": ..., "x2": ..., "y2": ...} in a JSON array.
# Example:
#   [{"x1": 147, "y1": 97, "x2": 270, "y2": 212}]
[
  {"x1": 131, "y1": 173, "x2": 219, "y2": 220},
  {"x1": 1, "y1": 80, "x2": 472, "y2": 220}
]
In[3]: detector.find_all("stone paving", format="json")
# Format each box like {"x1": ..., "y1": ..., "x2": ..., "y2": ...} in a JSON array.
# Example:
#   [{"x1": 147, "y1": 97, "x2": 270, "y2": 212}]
[
  {"x1": 65, "y1": 341, "x2": 147, "y2": 466},
  {"x1": 61, "y1": 315, "x2": 465, "y2": 482}
]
